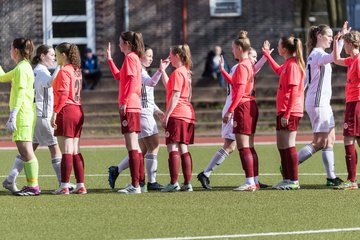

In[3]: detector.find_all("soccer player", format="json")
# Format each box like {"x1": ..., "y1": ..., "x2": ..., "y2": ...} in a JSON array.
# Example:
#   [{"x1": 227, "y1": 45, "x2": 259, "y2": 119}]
[
  {"x1": 107, "y1": 45, "x2": 170, "y2": 192},
  {"x1": 161, "y1": 44, "x2": 195, "y2": 192},
  {"x1": 0, "y1": 38, "x2": 40, "y2": 196},
  {"x1": 333, "y1": 30, "x2": 360, "y2": 190},
  {"x1": 52, "y1": 42, "x2": 87, "y2": 195},
  {"x1": 262, "y1": 35, "x2": 305, "y2": 190},
  {"x1": 106, "y1": 31, "x2": 145, "y2": 194},
  {"x1": 297, "y1": 22, "x2": 350, "y2": 187},
  {"x1": 197, "y1": 47, "x2": 270, "y2": 190}
]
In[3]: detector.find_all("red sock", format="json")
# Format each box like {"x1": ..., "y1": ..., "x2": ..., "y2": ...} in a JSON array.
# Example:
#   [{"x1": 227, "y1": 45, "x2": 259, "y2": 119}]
[
  {"x1": 278, "y1": 149, "x2": 289, "y2": 179},
  {"x1": 73, "y1": 153, "x2": 85, "y2": 183},
  {"x1": 345, "y1": 144, "x2": 357, "y2": 182},
  {"x1": 139, "y1": 152, "x2": 145, "y2": 184},
  {"x1": 239, "y1": 147, "x2": 254, "y2": 178},
  {"x1": 168, "y1": 151, "x2": 180, "y2": 184},
  {"x1": 128, "y1": 150, "x2": 140, "y2": 187},
  {"x1": 181, "y1": 152, "x2": 193, "y2": 185},
  {"x1": 286, "y1": 147, "x2": 298, "y2": 181},
  {"x1": 61, "y1": 154, "x2": 73, "y2": 183},
  {"x1": 250, "y1": 147, "x2": 259, "y2": 177}
]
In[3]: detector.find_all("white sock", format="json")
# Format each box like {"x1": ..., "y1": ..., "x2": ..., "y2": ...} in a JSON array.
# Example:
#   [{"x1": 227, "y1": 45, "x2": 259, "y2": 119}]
[
  {"x1": 76, "y1": 183, "x2": 85, "y2": 188},
  {"x1": 52, "y1": 157, "x2": 62, "y2": 184},
  {"x1": 298, "y1": 144, "x2": 316, "y2": 164},
  {"x1": 322, "y1": 147, "x2": 336, "y2": 179},
  {"x1": 146, "y1": 153, "x2": 158, "y2": 183},
  {"x1": 60, "y1": 182, "x2": 69, "y2": 188},
  {"x1": 204, "y1": 148, "x2": 229, "y2": 177},
  {"x1": 6, "y1": 154, "x2": 24, "y2": 183},
  {"x1": 254, "y1": 176, "x2": 259, "y2": 184},
  {"x1": 245, "y1": 177, "x2": 255, "y2": 185},
  {"x1": 289, "y1": 180, "x2": 299, "y2": 185},
  {"x1": 117, "y1": 156, "x2": 129, "y2": 173}
]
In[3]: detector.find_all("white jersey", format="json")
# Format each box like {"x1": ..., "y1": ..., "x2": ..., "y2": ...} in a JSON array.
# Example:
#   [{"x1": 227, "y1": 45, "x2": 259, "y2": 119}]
[
  {"x1": 140, "y1": 68, "x2": 162, "y2": 115},
  {"x1": 33, "y1": 64, "x2": 58, "y2": 118}
]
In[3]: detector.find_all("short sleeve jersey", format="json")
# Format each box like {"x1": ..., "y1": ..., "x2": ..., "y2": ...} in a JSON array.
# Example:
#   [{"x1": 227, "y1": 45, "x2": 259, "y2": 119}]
[
  {"x1": 344, "y1": 54, "x2": 360, "y2": 103},
  {"x1": 118, "y1": 52, "x2": 142, "y2": 112},
  {"x1": 53, "y1": 64, "x2": 82, "y2": 113},
  {"x1": 276, "y1": 57, "x2": 304, "y2": 117},
  {"x1": 166, "y1": 66, "x2": 195, "y2": 123}
]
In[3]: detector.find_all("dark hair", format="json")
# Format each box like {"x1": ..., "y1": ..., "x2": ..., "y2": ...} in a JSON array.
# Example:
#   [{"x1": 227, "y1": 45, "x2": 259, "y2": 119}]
[
  {"x1": 170, "y1": 44, "x2": 192, "y2": 69},
  {"x1": 343, "y1": 31, "x2": 360, "y2": 48},
  {"x1": 233, "y1": 31, "x2": 251, "y2": 52},
  {"x1": 32, "y1": 44, "x2": 52, "y2": 65},
  {"x1": 55, "y1": 42, "x2": 81, "y2": 69},
  {"x1": 120, "y1": 31, "x2": 145, "y2": 57},
  {"x1": 306, "y1": 24, "x2": 331, "y2": 55},
  {"x1": 281, "y1": 36, "x2": 305, "y2": 74},
  {"x1": 12, "y1": 38, "x2": 34, "y2": 61},
  {"x1": 144, "y1": 44, "x2": 152, "y2": 52}
]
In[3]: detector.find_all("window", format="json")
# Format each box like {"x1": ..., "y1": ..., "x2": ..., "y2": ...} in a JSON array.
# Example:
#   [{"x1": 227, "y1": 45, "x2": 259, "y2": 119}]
[{"x1": 209, "y1": 0, "x2": 242, "y2": 17}]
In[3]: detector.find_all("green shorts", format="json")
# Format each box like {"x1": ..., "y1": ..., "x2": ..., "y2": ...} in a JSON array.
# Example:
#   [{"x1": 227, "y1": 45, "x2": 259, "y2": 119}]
[{"x1": 12, "y1": 107, "x2": 35, "y2": 142}]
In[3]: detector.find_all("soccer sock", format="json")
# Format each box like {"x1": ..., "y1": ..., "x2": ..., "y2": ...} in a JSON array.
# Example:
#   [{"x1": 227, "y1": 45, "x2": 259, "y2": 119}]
[
  {"x1": 138, "y1": 152, "x2": 145, "y2": 184},
  {"x1": 322, "y1": 147, "x2": 336, "y2": 179},
  {"x1": 128, "y1": 150, "x2": 140, "y2": 187},
  {"x1": 168, "y1": 151, "x2": 180, "y2": 184},
  {"x1": 117, "y1": 156, "x2": 129, "y2": 173},
  {"x1": 203, "y1": 148, "x2": 229, "y2": 177},
  {"x1": 239, "y1": 147, "x2": 254, "y2": 179},
  {"x1": 145, "y1": 153, "x2": 158, "y2": 183},
  {"x1": 73, "y1": 153, "x2": 85, "y2": 183},
  {"x1": 61, "y1": 154, "x2": 73, "y2": 183},
  {"x1": 298, "y1": 144, "x2": 316, "y2": 164},
  {"x1": 6, "y1": 154, "x2": 24, "y2": 183},
  {"x1": 23, "y1": 158, "x2": 39, "y2": 187},
  {"x1": 345, "y1": 144, "x2": 357, "y2": 182},
  {"x1": 51, "y1": 156, "x2": 62, "y2": 184},
  {"x1": 286, "y1": 147, "x2": 299, "y2": 181},
  {"x1": 181, "y1": 152, "x2": 193, "y2": 185},
  {"x1": 278, "y1": 148, "x2": 289, "y2": 180},
  {"x1": 250, "y1": 147, "x2": 259, "y2": 183}
]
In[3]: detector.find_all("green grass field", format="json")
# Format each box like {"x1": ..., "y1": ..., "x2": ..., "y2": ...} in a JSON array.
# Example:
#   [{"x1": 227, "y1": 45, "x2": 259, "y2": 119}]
[{"x1": 1, "y1": 143, "x2": 360, "y2": 240}]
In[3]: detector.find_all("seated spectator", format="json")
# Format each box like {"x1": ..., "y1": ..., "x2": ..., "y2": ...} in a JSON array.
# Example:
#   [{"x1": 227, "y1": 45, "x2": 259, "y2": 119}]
[
  {"x1": 81, "y1": 47, "x2": 101, "y2": 90},
  {"x1": 202, "y1": 45, "x2": 230, "y2": 88}
]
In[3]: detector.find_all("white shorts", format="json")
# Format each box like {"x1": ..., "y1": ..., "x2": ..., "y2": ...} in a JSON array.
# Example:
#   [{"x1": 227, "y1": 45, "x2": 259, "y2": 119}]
[
  {"x1": 221, "y1": 118, "x2": 235, "y2": 140},
  {"x1": 139, "y1": 112, "x2": 159, "y2": 139},
  {"x1": 33, "y1": 116, "x2": 58, "y2": 146},
  {"x1": 305, "y1": 105, "x2": 335, "y2": 133}
]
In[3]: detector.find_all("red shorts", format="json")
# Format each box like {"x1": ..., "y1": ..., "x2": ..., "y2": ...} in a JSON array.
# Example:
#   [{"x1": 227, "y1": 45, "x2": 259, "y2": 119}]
[
  {"x1": 233, "y1": 101, "x2": 258, "y2": 135},
  {"x1": 55, "y1": 104, "x2": 84, "y2": 138},
  {"x1": 120, "y1": 112, "x2": 140, "y2": 134},
  {"x1": 276, "y1": 112, "x2": 301, "y2": 131},
  {"x1": 165, "y1": 117, "x2": 194, "y2": 145},
  {"x1": 343, "y1": 101, "x2": 360, "y2": 137}
]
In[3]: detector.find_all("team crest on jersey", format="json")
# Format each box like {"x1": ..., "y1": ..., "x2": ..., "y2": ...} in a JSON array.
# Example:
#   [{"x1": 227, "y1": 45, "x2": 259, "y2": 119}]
[
  {"x1": 344, "y1": 123, "x2": 348, "y2": 129},
  {"x1": 122, "y1": 120, "x2": 128, "y2": 127},
  {"x1": 165, "y1": 131, "x2": 170, "y2": 138},
  {"x1": 233, "y1": 121, "x2": 237, "y2": 128}
]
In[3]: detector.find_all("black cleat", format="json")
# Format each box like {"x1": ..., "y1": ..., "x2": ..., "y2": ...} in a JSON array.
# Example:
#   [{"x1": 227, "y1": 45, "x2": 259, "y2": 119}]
[
  {"x1": 147, "y1": 182, "x2": 164, "y2": 191},
  {"x1": 326, "y1": 177, "x2": 343, "y2": 187},
  {"x1": 108, "y1": 166, "x2": 119, "y2": 189},
  {"x1": 197, "y1": 171, "x2": 212, "y2": 190}
]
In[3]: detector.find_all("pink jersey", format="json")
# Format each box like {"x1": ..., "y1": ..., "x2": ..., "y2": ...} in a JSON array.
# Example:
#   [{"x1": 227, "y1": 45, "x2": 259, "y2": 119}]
[
  {"x1": 108, "y1": 52, "x2": 142, "y2": 112},
  {"x1": 228, "y1": 58, "x2": 255, "y2": 112},
  {"x1": 53, "y1": 64, "x2": 82, "y2": 113},
  {"x1": 344, "y1": 54, "x2": 360, "y2": 103},
  {"x1": 166, "y1": 66, "x2": 195, "y2": 123}
]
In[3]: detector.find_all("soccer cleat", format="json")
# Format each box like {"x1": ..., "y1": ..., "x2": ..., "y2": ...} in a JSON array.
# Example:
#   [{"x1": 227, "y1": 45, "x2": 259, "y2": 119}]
[
  {"x1": 256, "y1": 181, "x2": 269, "y2": 189},
  {"x1": 147, "y1": 182, "x2": 164, "y2": 191},
  {"x1": 233, "y1": 183, "x2": 256, "y2": 191},
  {"x1": 272, "y1": 180, "x2": 289, "y2": 189},
  {"x1": 108, "y1": 166, "x2": 119, "y2": 189},
  {"x1": 3, "y1": 179, "x2": 19, "y2": 193},
  {"x1": 117, "y1": 184, "x2": 141, "y2": 194},
  {"x1": 161, "y1": 182, "x2": 180, "y2": 192},
  {"x1": 326, "y1": 177, "x2": 343, "y2": 187},
  {"x1": 15, "y1": 186, "x2": 41, "y2": 196},
  {"x1": 53, "y1": 187, "x2": 70, "y2": 195},
  {"x1": 197, "y1": 171, "x2": 212, "y2": 190},
  {"x1": 278, "y1": 182, "x2": 300, "y2": 190},
  {"x1": 180, "y1": 183, "x2": 193, "y2": 192},
  {"x1": 334, "y1": 180, "x2": 358, "y2": 190},
  {"x1": 140, "y1": 182, "x2": 147, "y2": 193},
  {"x1": 68, "y1": 183, "x2": 77, "y2": 192},
  {"x1": 71, "y1": 186, "x2": 87, "y2": 194}
]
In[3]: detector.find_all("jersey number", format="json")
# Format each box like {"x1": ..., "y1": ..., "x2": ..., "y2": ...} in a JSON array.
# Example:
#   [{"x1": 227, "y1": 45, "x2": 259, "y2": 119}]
[{"x1": 74, "y1": 79, "x2": 81, "y2": 101}]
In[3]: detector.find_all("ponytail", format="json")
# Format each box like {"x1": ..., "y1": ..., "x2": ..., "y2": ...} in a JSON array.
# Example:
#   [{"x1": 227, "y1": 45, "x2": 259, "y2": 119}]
[
  {"x1": 170, "y1": 44, "x2": 192, "y2": 69},
  {"x1": 12, "y1": 38, "x2": 34, "y2": 61},
  {"x1": 306, "y1": 24, "x2": 331, "y2": 55},
  {"x1": 56, "y1": 42, "x2": 81, "y2": 69},
  {"x1": 281, "y1": 36, "x2": 305, "y2": 74},
  {"x1": 120, "y1": 31, "x2": 145, "y2": 57},
  {"x1": 233, "y1": 30, "x2": 251, "y2": 52}
]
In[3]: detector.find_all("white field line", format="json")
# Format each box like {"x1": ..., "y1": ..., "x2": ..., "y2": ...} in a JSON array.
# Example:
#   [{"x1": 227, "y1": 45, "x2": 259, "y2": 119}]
[
  {"x1": 0, "y1": 172, "x2": 348, "y2": 178},
  {"x1": 138, "y1": 227, "x2": 360, "y2": 240}
]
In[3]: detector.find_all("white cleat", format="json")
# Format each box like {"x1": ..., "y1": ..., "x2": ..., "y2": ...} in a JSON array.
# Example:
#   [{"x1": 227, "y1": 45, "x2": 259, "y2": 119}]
[
  {"x1": 3, "y1": 179, "x2": 19, "y2": 193},
  {"x1": 117, "y1": 184, "x2": 141, "y2": 194}
]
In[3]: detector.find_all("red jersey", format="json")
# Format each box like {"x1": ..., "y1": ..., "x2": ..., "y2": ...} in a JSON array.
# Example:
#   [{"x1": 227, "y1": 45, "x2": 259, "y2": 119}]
[
  {"x1": 108, "y1": 52, "x2": 141, "y2": 112},
  {"x1": 228, "y1": 58, "x2": 255, "y2": 113},
  {"x1": 344, "y1": 54, "x2": 360, "y2": 103},
  {"x1": 166, "y1": 66, "x2": 195, "y2": 123},
  {"x1": 53, "y1": 64, "x2": 82, "y2": 113}
]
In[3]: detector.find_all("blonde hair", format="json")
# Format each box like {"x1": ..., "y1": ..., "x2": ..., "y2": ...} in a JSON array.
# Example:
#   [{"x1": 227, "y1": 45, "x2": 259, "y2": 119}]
[
  {"x1": 233, "y1": 31, "x2": 251, "y2": 52},
  {"x1": 306, "y1": 24, "x2": 331, "y2": 55},
  {"x1": 342, "y1": 31, "x2": 360, "y2": 48},
  {"x1": 281, "y1": 36, "x2": 305, "y2": 74},
  {"x1": 170, "y1": 44, "x2": 192, "y2": 69}
]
